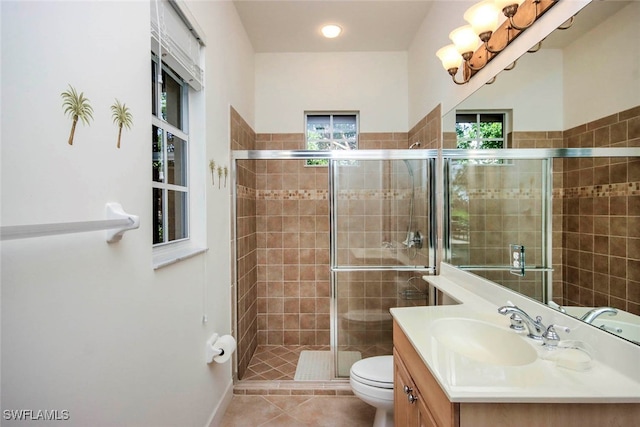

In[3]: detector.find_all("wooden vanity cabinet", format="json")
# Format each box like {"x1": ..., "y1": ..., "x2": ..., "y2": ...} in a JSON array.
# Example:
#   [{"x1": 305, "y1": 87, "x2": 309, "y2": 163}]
[
  {"x1": 393, "y1": 319, "x2": 640, "y2": 427},
  {"x1": 394, "y1": 321, "x2": 459, "y2": 427},
  {"x1": 394, "y1": 347, "x2": 438, "y2": 427}
]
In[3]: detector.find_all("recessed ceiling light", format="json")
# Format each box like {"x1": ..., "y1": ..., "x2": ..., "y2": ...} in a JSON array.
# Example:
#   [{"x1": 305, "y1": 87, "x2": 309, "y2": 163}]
[{"x1": 321, "y1": 24, "x2": 342, "y2": 39}]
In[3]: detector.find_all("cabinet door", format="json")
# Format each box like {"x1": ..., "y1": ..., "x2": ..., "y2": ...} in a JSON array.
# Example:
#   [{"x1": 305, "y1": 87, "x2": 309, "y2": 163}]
[
  {"x1": 394, "y1": 349, "x2": 419, "y2": 426},
  {"x1": 417, "y1": 392, "x2": 438, "y2": 427}
]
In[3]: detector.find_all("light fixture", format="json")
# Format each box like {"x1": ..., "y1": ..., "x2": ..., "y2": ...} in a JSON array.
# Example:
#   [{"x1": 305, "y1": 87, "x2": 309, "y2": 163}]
[
  {"x1": 436, "y1": 0, "x2": 563, "y2": 85},
  {"x1": 464, "y1": 0, "x2": 501, "y2": 43},
  {"x1": 495, "y1": 0, "x2": 538, "y2": 31},
  {"x1": 321, "y1": 24, "x2": 342, "y2": 39},
  {"x1": 436, "y1": 44, "x2": 465, "y2": 85},
  {"x1": 449, "y1": 26, "x2": 480, "y2": 61}
]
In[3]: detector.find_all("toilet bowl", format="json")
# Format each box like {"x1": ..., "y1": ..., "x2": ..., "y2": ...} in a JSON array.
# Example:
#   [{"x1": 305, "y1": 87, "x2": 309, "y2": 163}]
[{"x1": 350, "y1": 355, "x2": 394, "y2": 427}]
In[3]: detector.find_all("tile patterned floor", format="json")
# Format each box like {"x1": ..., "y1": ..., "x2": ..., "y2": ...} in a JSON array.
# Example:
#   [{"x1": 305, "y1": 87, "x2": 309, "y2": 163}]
[
  {"x1": 220, "y1": 395, "x2": 376, "y2": 427},
  {"x1": 231, "y1": 343, "x2": 394, "y2": 425},
  {"x1": 241, "y1": 345, "x2": 330, "y2": 381}
]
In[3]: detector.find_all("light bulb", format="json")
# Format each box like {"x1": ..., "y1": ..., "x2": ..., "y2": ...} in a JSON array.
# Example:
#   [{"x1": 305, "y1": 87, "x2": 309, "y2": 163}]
[
  {"x1": 464, "y1": 0, "x2": 501, "y2": 36},
  {"x1": 321, "y1": 24, "x2": 342, "y2": 39},
  {"x1": 436, "y1": 45, "x2": 463, "y2": 71},
  {"x1": 449, "y1": 25, "x2": 480, "y2": 56}
]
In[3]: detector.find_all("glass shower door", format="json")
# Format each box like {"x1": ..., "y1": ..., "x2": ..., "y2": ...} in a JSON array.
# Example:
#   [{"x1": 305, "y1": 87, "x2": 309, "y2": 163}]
[
  {"x1": 330, "y1": 158, "x2": 435, "y2": 377},
  {"x1": 445, "y1": 157, "x2": 552, "y2": 302}
]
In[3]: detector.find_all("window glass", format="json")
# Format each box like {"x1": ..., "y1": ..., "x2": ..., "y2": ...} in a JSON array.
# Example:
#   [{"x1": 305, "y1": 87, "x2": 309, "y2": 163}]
[
  {"x1": 166, "y1": 133, "x2": 187, "y2": 186},
  {"x1": 167, "y1": 190, "x2": 188, "y2": 241},
  {"x1": 456, "y1": 112, "x2": 505, "y2": 149},
  {"x1": 306, "y1": 113, "x2": 358, "y2": 166},
  {"x1": 152, "y1": 126, "x2": 163, "y2": 182},
  {"x1": 153, "y1": 188, "x2": 164, "y2": 245},
  {"x1": 161, "y1": 68, "x2": 184, "y2": 131}
]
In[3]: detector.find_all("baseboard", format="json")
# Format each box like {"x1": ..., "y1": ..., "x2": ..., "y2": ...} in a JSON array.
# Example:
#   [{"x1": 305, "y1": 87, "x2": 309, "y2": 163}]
[{"x1": 204, "y1": 379, "x2": 234, "y2": 427}]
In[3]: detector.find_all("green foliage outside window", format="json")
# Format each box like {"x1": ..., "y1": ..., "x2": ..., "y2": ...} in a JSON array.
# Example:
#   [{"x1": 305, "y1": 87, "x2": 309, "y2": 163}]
[{"x1": 456, "y1": 112, "x2": 505, "y2": 149}]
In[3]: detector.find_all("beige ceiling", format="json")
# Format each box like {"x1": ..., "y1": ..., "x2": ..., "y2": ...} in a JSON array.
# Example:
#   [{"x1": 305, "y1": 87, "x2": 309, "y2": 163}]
[
  {"x1": 233, "y1": 1, "x2": 630, "y2": 54},
  {"x1": 233, "y1": 0, "x2": 434, "y2": 52}
]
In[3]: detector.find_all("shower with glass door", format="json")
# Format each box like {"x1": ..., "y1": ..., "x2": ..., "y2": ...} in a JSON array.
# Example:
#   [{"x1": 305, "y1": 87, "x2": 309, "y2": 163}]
[{"x1": 232, "y1": 150, "x2": 436, "y2": 382}]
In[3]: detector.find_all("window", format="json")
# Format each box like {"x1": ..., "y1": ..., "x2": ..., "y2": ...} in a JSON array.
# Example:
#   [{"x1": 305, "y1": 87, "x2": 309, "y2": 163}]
[
  {"x1": 150, "y1": 0, "x2": 205, "y2": 263},
  {"x1": 455, "y1": 112, "x2": 506, "y2": 149},
  {"x1": 305, "y1": 113, "x2": 358, "y2": 166},
  {"x1": 152, "y1": 58, "x2": 189, "y2": 245}
]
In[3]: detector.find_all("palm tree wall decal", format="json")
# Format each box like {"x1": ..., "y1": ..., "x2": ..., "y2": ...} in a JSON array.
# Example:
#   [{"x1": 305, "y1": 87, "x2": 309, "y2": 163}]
[
  {"x1": 61, "y1": 85, "x2": 93, "y2": 145},
  {"x1": 111, "y1": 99, "x2": 133, "y2": 148}
]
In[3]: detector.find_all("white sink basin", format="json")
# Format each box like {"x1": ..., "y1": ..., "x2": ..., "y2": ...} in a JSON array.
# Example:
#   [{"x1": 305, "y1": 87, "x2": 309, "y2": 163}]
[{"x1": 430, "y1": 317, "x2": 537, "y2": 366}]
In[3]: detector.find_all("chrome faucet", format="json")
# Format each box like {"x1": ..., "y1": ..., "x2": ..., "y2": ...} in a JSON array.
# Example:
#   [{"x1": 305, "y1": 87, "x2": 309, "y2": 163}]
[
  {"x1": 580, "y1": 307, "x2": 618, "y2": 324},
  {"x1": 542, "y1": 324, "x2": 571, "y2": 348},
  {"x1": 498, "y1": 305, "x2": 545, "y2": 341}
]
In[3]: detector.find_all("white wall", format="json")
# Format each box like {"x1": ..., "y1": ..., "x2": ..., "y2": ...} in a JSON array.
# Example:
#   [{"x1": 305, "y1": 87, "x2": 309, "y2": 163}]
[
  {"x1": 442, "y1": 49, "x2": 564, "y2": 133},
  {"x1": 254, "y1": 51, "x2": 408, "y2": 133},
  {"x1": 0, "y1": 1, "x2": 253, "y2": 426},
  {"x1": 563, "y1": 2, "x2": 640, "y2": 129}
]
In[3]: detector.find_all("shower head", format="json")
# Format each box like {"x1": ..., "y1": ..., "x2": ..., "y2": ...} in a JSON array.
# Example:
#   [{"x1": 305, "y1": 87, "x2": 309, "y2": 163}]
[{"x1": 409, "y1": 141, "x2": 421, "y2": 149}]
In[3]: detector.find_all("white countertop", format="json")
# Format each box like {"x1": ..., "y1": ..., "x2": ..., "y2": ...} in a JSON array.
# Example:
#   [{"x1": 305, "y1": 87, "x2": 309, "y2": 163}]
[{"x1": 390, "y1": 265, "x2": 640, "y2": 404}]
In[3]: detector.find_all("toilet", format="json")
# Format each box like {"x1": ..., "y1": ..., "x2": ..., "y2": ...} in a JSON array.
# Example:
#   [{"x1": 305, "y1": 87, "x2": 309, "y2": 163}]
[{"x1": 350, "y1": 355, "x2": 395, "y2": 427}]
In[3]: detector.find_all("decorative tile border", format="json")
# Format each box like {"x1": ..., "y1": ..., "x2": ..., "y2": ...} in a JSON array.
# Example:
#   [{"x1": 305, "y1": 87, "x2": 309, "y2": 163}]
[
  {"x1": 259, "y1": 189, "x2": 329, "y2": 200},
  {"x1": 556, "y1": 182, "x2": 640, "y2": 198},
  {"x1": 466, "y1": 188, "x2": 542, "y2": 199},
  {"x1": 238, "y1": 188, "x2": 425, "y2": 201},
  {"x1": 237, "y1": 185, "x2": 256, "y2": 199}
]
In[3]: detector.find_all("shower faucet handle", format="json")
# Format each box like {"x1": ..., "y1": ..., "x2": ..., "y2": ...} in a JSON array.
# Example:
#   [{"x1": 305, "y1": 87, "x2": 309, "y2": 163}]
[{"x1": 403, "y1": 230, "x2": 423, "y2": 249}]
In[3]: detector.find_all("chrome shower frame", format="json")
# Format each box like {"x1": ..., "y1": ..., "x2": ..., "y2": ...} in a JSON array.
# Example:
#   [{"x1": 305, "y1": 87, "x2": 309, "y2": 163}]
[{"x1": 232, "y1": 149, "x2": 438, "y2": 380}]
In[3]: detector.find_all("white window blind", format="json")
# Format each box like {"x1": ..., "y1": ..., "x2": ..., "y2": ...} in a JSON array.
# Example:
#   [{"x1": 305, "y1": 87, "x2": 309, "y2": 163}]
[{"x1": 151, "y1": 0, "x2": 205, "y2": 90}]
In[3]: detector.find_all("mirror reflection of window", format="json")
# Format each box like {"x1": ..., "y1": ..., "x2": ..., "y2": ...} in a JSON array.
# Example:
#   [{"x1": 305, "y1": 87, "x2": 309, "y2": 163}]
[{"x1": 455, "y1": 112, "x2": 506, "y2": 149}]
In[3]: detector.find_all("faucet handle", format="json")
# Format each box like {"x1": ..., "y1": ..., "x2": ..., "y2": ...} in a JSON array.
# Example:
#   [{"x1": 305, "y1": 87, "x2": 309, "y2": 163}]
[
  {"x1": 508, "y1": 313, "x2": 525, "y2": 331},
  {"x1": 543, "y1": 324, "x2": 570, "y2": 348},
  {"x1": 503, "y1": 301, "x2": 525, "y2": 331}
]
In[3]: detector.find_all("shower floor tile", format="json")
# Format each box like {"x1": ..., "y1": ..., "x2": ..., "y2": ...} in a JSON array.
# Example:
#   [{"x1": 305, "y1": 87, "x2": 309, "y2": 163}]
[
  {"x1": 242, "y1": 345, "x2": 330, "y2": 381},
  {"x1": 240, "y1": 344, "x2": 392, "y2": 381}
]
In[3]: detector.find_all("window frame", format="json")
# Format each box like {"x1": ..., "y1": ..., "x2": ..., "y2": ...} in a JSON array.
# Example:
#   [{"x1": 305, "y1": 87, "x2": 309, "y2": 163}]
[
  {"x1": 152, "y1": 56, "x2": 191, "y2": 248},
  {"x1": 304, "y1": 112, "x2": 359, "y2": 167},
  {"x1": 455, "y1": 111, "x2": 508, "y2": 150}
]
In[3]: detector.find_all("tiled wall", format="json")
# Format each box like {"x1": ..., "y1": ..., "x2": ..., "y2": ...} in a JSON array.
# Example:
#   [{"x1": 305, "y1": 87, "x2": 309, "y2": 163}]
[
  {"x1": 409, "y1": 105, "x2": 441, "y2": 150},
  {"x1": 561, "y1": 106, "x2": 640, "y2": 315},
  {"x1": 253, "y1": 132, "x2": 432, "y2": 349},
  {"x1": 443, "y1": 108, "x2": 640, "y2": 314},
  {"x1": 254, "y1": 133, "x2": 331, "y2": 347},
  {"x1": 448, "y1": 159, "x2": 547, "y2": 301},
  {"x1": 231, "y1": 107, "x2": 258, "y2": 380},
  {"x1": 512, "y1": 131, "x2": 565, "y2": 302}
]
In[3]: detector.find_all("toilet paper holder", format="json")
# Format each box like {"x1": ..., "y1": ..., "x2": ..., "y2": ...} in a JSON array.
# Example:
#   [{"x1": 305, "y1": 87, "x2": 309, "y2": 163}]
[
  {"x1": 205, "y1": 333, "x2": 224, "y2": 364},
  {"x1": 205, "y1": 333, "x2": 237, "y2": 364}
]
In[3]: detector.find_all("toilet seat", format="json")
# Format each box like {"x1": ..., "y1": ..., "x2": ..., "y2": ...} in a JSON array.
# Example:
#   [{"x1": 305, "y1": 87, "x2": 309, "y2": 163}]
[{"x1": 350, "y1": 355, "x2": 394, "y2": 389}]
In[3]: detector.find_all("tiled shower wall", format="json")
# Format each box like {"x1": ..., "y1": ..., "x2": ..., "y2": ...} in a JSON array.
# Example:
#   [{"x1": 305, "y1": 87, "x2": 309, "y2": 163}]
[
  {"x1": 561, "y1": 106, "x2": 640, "y2": 315},
  {"x1": 448, "y1": 159, "x2": 548, "y2": 301},
  {"x1": 443, "y1": 107, "x2": 640, "y2": 314},
  {"x1": 231, "y1": 107, "x2": 257, "y2": 380},
  {"x1": 253, "y1": 132, "x2": 425, "y2": 350}
]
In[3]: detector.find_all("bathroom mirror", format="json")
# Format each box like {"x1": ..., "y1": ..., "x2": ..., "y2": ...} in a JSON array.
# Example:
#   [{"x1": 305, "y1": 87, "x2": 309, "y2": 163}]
[{"x1": 442, "y1": 0, "x2": 640, "y2": 345}]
